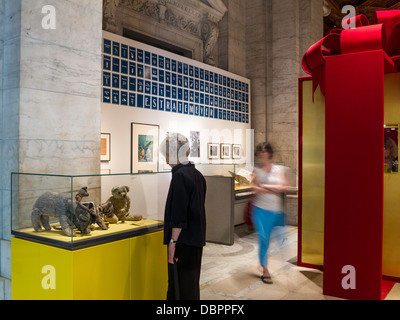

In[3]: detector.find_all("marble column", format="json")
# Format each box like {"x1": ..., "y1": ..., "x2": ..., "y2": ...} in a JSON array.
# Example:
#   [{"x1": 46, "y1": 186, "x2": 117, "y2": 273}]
[
  {"x1": 247, "y1": 0, "x2": 323, "y2": 177},
  {"x1": 246, "y1": 0, "x2": 269, "y2": 146},
  {"x1": 0, "y1": 0, "x2": 4, "y2": 301},
  {"x1": 245, "y1": 0, "x2": 323, "y2": 225},
  {"x1": 218, "y1": 0, "x2": 246, "y2": 77},
  {"x1": 18, "y1": 0, "x2": 103, "y2": 175},
  {"x1": 0, "y1": 0, "x2": 103, "y2": 300},
  {"x1": 269, "y1": 0, "x2": 301, "y2": 173},
  {"x1": 1, "y1": 0, "x2": 21, "y2": 300},
  {"x1": 269, "y1": 0, "x2": 323, "y2": 176}
]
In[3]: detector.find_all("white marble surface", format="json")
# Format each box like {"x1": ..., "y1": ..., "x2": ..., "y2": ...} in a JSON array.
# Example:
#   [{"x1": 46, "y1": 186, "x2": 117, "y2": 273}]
[
  {"x1": 2, "y1": 37, "x2": 21, "y2": 92},
  {"x1": 268, "y1": 0, "x2": 323, "y2": 174},
  {"x1": 219, "y1": 0, "x2": 246, "y2": 77},
  {"x1": 20, "y1": 37, "x2": 102, "y2": 98},
  {"x1": 3, "y1": 0, "x2": 21, "y2": 41},
  {"x1": 17, "y1": 0, "x2": 103, "y2": 177},
  {"x1": 245, "y1": 0, "x2": 267, "y2": 145},
  {"x1": 201, "y1": 225, "x2": 400, "y2": 300},
  {"x1": 0, "y1": 0, "x2": 103, "y2": 300},
  {"x1": 21, "y1": 0, "x2": 102, "y2": 54},
  {"x1": 245, "y1": 0, "x2": 324, "y2": 173},
  {"x1": 19, "y1": 88, "x2": 101, "y2": 142},
  {"x1": 200, "y1": 225, "x2": 343, "y2": 300},
  {"x1": 0, "y1": 277, "x2": 11, "y2": 301},
  {"x1": 0, "y1": 0, "x2": 3, "y2": 247}
]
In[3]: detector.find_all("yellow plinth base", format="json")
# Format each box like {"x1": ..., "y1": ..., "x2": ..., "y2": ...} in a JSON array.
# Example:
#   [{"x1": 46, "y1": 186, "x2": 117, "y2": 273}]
[{"x1": 11, "y1": 231, "x2": 167, "y2": 300}]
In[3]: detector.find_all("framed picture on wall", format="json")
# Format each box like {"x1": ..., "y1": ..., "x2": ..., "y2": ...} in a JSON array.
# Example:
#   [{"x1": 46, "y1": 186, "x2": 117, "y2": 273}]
[
  {"x1": 131, "y1": 123, "x2": 159, "y2": 173},
  {"x1": 232, "y1": 144, "x2": 242, "y2": 159},
  {"x1": 101, "y1": 133, "x2": 111, "y2": 162},
  {"x1": 220, "y1": 144, "x2": 231, "y2": 159},
  {"x1": 208, "y1": 143, "x2": 220, "y2": 159}
]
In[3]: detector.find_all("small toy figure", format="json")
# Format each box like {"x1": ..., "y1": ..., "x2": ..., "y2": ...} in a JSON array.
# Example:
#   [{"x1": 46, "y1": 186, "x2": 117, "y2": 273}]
[
  {"x1": 103, "y1": 185, "x2": 142, "y2": 223},
  {"x1": 31, "y1": 191, "x2": 97, "y2": 237},
  {"x1": 74, "y1": 187, "x2": 109, "y2": 231}
]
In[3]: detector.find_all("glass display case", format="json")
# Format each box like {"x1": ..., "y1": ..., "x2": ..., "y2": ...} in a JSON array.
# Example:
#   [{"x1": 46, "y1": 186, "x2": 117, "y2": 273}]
[
  {"x1": 11, "y1": 172, "x2": 171, "y2": 249},
  {"x1": 194, "y1": 163, "x2": 253, "y2": 244},
  {"x1": 384, "y1": 124, "x2": 399, "y2": 173},
  {"x1": 196, "y1": 163, "x2": 253, "y2": 191},
  {"x1": 195, "y1": 162, "x2": 296, "y2": 194}
]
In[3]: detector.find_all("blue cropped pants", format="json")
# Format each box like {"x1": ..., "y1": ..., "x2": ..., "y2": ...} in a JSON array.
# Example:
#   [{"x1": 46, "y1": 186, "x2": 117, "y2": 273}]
[{"x1": 252, "y1": 205, "x2": 284, "y2": 267}]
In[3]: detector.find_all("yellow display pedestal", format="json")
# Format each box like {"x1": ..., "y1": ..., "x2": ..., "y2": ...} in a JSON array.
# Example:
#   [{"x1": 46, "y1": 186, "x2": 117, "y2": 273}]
[{"x1": 11, "y1": 231, "x2": 167, "y2": 300}]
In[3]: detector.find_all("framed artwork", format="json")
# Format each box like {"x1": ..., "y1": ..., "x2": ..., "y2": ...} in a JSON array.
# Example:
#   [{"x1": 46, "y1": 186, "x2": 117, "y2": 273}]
[
  {"x1": 208, "y1": 143, "x2": 220, "y2": 159},
  {"x1": 101, "y1": 133, "x2": 111, "y2": 162},
  {"x1": 232, "y1": 144, "x2": 242, "y2": 159},
  {"x1": 220, "y1": 143, "x2": 231, "y2": 159},
  {"x1": 131, "y1": 123, "x2": 159, "y2": 173},
  {"x1": 190, "y1": 131, "x2": 200, "y2": 158}
]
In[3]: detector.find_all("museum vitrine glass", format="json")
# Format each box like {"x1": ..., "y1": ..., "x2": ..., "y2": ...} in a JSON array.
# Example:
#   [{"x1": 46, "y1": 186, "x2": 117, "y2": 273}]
[
  {"x1": 384, "y1": 124, "x2": 399, "y2": 173},
  {"x1": 11, "y1": 172, "x2": 170, "y2": 249},
  {"x1": 196, "y1": 163, "x2": 253, "y2": 191},
  {"x1": 195, "y1": 163, "x2": 294, "y2": 191}
]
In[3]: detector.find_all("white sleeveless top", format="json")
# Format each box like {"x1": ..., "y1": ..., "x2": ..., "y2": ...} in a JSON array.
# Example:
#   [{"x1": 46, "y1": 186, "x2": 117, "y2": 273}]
[{"x1": 252, "y1": 165, "x2": 284, "y2": 212}]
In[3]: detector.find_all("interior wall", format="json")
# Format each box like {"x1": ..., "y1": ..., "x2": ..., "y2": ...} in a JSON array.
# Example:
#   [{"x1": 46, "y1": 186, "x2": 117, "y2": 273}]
[
  {"x1": 1, "y1": 0, "x2": 103, "y2": 300},
  {"x1": 101, "y1": 31, "x2": 252, "y2": 176},
  {"x1": 1, "y1": 0, "x2": 21, "y2": 300}
]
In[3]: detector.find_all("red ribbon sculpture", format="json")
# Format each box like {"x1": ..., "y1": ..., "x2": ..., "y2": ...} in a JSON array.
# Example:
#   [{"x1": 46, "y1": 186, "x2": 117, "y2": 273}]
[{"x1": 302, "y1": 10, "x2": 400, "y2": 97}]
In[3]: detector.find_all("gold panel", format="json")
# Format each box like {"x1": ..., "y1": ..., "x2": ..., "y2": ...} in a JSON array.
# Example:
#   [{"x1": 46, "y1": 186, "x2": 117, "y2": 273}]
[
  {"x1": 301, "y1": 81, "x2": 325, "y2": 266},
  {"x1": 301, "y1": 73, "x2": 400, "y2": 274},
  {"x1": 383, "y1": 73, "x2": 400, "y2": 278}
]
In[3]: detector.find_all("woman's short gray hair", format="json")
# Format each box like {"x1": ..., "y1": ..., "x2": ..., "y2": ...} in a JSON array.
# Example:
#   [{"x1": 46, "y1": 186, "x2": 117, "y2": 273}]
[{"x1": 160, "y1": 133, "x2": 190, "y2": 165}]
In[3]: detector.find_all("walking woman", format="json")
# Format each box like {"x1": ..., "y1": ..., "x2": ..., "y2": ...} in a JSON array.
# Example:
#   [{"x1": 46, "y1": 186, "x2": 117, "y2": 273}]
[{"x1": 251, "y1": 142, "x2": 288, "y2": 284}]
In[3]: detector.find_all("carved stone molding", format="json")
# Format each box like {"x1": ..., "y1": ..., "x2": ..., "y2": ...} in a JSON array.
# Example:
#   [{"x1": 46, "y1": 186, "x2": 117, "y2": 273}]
[
  {"x1": 201, "y1": 17, "x2": 219, "y2": 66},
  {"x1": 103, "y1": 0, "x2": 227, "y2": 65},
  {"x1": 103, "y1": 0, "x2": 120, "y2": 33}
]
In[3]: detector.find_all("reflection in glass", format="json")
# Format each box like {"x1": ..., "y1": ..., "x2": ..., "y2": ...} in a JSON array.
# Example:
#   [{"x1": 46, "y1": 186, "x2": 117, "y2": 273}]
[{"x1": 384, "y1": 124, "x2": 398, "y2": 173}]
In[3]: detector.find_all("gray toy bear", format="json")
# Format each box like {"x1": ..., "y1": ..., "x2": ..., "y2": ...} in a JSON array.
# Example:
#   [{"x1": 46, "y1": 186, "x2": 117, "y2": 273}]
[
  {"x1": 31, "y1": 190, "x2": 97, "y2": 237},
  {"x1": 103, "y1": 185, "x2": 142, "y2": 223}
]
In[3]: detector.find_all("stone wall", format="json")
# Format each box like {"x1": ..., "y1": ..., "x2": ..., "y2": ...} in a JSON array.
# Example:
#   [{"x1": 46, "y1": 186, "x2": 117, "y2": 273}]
[
  {"x1": 246, "y1": 0, "x2": 269, "y2": 147},
  {"x1": 247, "y1": 0, "x2": 323, "y2": 183},
  {"x1": 0, "y1": 0, "x2": 4, "y2": 301},
  {"x1": 218, "y1": 0, "x2": 246, "y2": 77},
  {"x1": 103, "y1": 0, "x2": 227, "y2": 66},
  {"x1": 243, "y1": 0, "x2": 323, "y2": 225},
  {"x1": 1, "y1": 0, "x2": 21, "y2": 299},
  {"x1": 0, "y1": 0, "x2": 103, "y2": 300}
]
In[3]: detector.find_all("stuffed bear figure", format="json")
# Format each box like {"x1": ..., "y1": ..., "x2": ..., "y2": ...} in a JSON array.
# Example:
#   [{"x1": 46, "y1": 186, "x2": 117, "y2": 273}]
[
  {"x1": 75, "y1": 187, "x2": 108, "y2": 231},
  {"x1": 104, "y1": 185, "x2": 142, "y2": 223},
  {"x1": 31, "y1": 191, "x2": 97, "y2": 237}
]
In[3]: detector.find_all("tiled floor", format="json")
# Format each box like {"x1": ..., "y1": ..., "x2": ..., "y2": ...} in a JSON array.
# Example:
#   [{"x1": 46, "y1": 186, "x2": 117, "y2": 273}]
[{"x1": 200, "y1": 225, "x2": 400, "y2": 300}]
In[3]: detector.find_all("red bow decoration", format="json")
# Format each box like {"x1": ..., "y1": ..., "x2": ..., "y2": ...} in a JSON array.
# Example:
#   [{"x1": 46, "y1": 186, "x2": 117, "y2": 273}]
[{"x1": 302, "y1": 10, "x2": 400, "y2": 97}]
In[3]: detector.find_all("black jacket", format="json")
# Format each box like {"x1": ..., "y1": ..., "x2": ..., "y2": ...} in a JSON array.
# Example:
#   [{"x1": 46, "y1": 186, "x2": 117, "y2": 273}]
[{"x1": 163, "y1": 162, "x2": 207, "y2": 247}]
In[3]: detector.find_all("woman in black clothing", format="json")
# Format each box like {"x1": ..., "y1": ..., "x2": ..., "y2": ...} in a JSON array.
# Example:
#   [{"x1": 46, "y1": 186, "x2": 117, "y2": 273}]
[{"x1": 160, "y1": 133, "x2": 207, "y2": 300}]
